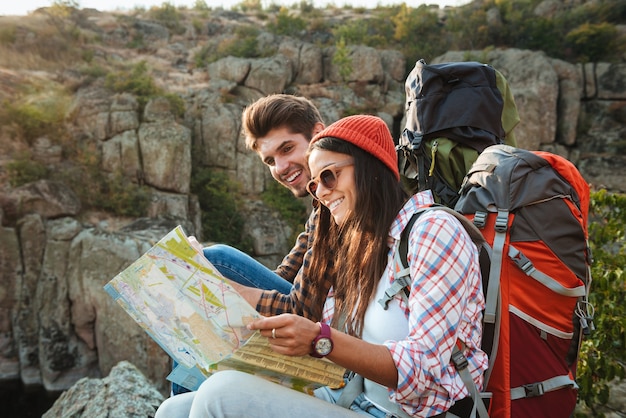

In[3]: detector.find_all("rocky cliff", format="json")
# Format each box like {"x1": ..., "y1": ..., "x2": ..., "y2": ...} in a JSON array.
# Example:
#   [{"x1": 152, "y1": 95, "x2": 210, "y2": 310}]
[{"x1": 0, "y1": 6, "x2": 624, "y2": 414}]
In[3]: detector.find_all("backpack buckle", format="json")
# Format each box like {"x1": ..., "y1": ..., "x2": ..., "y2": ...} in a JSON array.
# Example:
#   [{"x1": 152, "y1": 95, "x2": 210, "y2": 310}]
[
  {"x1": 451, "y1": 346, "x2": 469, "y2": 371},
  {"x1": 495, "y1": 210, "x2": 508, "y2": 232},
  {"x1": 523, "y1": 382, "x2": 544, "y2": 398}
]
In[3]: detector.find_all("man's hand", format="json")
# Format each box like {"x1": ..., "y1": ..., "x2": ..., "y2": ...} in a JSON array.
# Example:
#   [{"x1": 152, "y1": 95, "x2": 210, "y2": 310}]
[{"x1": 248, "y1": 314, "x2": 319, "y2": 357}]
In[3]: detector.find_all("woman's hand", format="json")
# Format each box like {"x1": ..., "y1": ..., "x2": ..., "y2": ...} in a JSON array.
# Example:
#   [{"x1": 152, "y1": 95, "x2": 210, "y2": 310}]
[
  {"x1": 188, "y1": 236, "x2": 204, "y2": 253},
  {"x1": 247, "y1": 314, "x2": 319, "y2": 357}
]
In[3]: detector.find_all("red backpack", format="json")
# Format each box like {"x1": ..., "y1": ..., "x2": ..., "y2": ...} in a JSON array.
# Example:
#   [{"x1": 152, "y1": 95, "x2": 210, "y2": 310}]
[{"x1": 453, "y1": 144, "x2": 594, "y2": 417}]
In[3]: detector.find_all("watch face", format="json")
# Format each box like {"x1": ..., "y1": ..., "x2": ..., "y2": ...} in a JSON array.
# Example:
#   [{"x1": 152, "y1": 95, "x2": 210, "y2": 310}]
[{"x1": 315, "y1": 337, "x2": 333, "y2": 356}]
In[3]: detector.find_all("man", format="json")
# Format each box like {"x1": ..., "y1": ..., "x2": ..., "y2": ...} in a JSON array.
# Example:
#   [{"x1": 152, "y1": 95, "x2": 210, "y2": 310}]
[{"x1": 171, "y1": 93, "x2": 327, "y2": 394}]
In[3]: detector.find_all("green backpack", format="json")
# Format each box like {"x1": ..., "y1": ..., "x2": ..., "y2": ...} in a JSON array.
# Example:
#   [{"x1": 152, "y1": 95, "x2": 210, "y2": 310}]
[{"x1": 397, "y1": 59, "x2": 520, "y2": 207}]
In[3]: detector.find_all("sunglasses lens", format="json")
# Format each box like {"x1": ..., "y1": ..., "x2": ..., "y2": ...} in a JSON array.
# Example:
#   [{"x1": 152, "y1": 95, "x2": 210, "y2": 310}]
[
  {"x1": 307, "y1": 180, "x2": 318, "y2": 196},
  {"x1": 308, "y1": 162, "x2": 350, "y2": 199},
  {"x1": 320, "y1": 169, "x2": 337, "y2": 189}
]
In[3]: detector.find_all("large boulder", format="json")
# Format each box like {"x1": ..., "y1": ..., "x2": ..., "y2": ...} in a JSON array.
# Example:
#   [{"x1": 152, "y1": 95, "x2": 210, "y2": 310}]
[{"x1": 42, "y1": 361, "x2": 164, "y2": 418}]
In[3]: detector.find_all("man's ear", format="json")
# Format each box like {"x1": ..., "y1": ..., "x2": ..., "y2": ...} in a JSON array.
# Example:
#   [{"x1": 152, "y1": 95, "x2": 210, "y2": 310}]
[{"x1": 312, "y1": 122, "x2": 325, "y2": 137}]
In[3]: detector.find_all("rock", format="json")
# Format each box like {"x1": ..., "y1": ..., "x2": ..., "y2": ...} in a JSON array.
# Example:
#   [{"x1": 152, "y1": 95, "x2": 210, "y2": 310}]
[
  {"x1": 109, "y1": 94, "x2": 140, "y2": 136},
  {"x1": 42, "y1": 361, "x2": 164, "y2": 418},
  {"x1": 32, "y1": 137, "x2": 63, "y2": 165},
  {"x1": 207, "y1": 56, "x2": 251, "y2": 84},
  {"x1": 3, "y1": 180, "x2": 81, "y2": 223},
  {"x1": 101, "y1": 130, "x2": 142, "y2": 179},
  {"x1": 244, "y1": 55, "x2": 294, "y2": 94},
  {"x1": 278, "y1": 39, "x2": 324, "y2": 84},
  {"x1": 323, "y1": 45, "x2": 384, "y2": 83},
  {"x1": 138, "y1": 100, "x2": 192, "y2": 194}
]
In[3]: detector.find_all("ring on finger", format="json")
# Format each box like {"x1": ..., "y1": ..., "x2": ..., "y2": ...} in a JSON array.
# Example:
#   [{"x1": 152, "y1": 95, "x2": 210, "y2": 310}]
[{"x1": 271, "y1": 328, "x2": 276, "y2": 339}]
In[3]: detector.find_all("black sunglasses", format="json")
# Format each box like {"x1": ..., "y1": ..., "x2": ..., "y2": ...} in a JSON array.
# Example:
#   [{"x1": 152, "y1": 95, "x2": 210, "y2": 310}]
[{"x1": 306, "y1": 160, "x2": 354, "y2": 199}]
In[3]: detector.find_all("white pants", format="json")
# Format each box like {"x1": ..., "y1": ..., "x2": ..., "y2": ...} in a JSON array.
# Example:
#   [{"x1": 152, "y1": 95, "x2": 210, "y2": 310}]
[{"x1": 154, "y1": 370, "x2": 366, "y2": 418}]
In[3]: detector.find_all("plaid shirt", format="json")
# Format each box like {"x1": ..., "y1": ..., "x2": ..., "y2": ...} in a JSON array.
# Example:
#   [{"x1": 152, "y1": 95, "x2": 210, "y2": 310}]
[
  {"x1": 382, "y1": 192, "x2": 487, "y2": 417},
  {"x1": 256, "y1": 208, "x2": 331, "y2": 320}
]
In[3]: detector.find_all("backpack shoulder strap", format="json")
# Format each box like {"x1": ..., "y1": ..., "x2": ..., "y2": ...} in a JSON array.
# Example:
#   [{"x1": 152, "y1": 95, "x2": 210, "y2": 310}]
[{"x1": 378, "y1": 207, "x2": 427, "y2": 310}]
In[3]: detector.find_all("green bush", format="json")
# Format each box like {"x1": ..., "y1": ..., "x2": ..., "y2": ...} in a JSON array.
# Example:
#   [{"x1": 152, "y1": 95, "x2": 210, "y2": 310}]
[
  {"x1": 193, "y1": 25, "x2": 274, "y2": 67},
  {"x1": 191, "y1": 168, "x2": 252, "y2": 252},
  {"x1": 105, "y1": 61, "x2": 184, "y2": 118},
  {"x1": 566, "y1": 22, "x2": 618, "y2": 63},
  {"x1": 95, "y1": 172, "x2": 152, "y2": 217},
  {"x1": 193, "y1": 0, "x2": 209, "y2": 11},
  {"x1": 148, "y1": 2, "x2": 186, "y2": 35},
  {"x1": 332, "y1": 37, "x2": 352, "y2": 82},
  {"x1": 267, "y1": 7, "x2": 307, "y2": 37},
  {"x1": 235, "y1": 0, "x2": 262, "y2": 13},
  {"x1": 390, "y1": 4, "x2": 449, "y2": 68},
  {"x1": 218, "y1": 26, "x2": 262, "y2": 58},
  {"x1": 577, "y1": 189, "x2": 626, "y2": 413},
  {"x1": 0, "y1": 25, "x2": 16, "y2": 45},
  {"x1": 55, "y1": 146, "x2": 151, "y2": 217},
  {"x1": 105, "y1": 61, "x2": 160, "y2": 109},
  {"x1": 0, "y1": 96, "x2": 68, "y2": 145},
  {"x1": 261, "y1": 181, "x2": 308, "y2": 245},
  {"x1": 6, "y1": 153, "x2": 50, "y2": 187}
]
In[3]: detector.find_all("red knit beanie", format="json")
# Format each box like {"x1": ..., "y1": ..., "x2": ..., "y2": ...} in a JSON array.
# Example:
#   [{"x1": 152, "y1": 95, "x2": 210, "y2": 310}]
[{"x1": 311, "y1": 115, "x2": 399, "y2": 181}]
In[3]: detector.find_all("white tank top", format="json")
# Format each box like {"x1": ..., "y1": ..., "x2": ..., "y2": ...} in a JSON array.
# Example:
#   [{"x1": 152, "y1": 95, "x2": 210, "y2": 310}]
[{"x1": 361, "y1": 275, "x2": 411, "y2": 417}]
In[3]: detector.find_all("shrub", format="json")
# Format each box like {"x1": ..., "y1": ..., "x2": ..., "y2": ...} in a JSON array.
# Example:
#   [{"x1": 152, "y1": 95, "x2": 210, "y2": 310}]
[
  {"x1": 566, "y1": 22, "x2": 618, "y2": 63},
  {"x1": 261, "y1": 181, "x2": 308, "y2": 245},
  {"x1": 55, "y1": 146, "x2": 151, "y2": 217},
  {"x1": 332, "y1": 37, "x2": 352, "y2": 82},
  {"x1": 148, "y1": 2, "x2": 185, "y2": 35},
  {"x1": 331, "y1": 17, "x2": 392, "y2": 48},
  {"x1": 577, "y1": 189, "x2": 626, "y2": 412},
  {"x1": 218, "y1": 26, "x2": 262, "y2": 58},
  {"x1": 194, "y1": 25, "x2": 275, "y2": 67},
  {"x1": 0, "y1": 94, "x2": 68, "y2": 146},
  {"x1": 390, "y1": 4, "x2": 448, "y2": 67},
  {"x1": 191, "y1": 168, "x2": 252, "y2": 252},
  {"x1": 266, "y1": 7, "x2": 307, "y2": 37},
  {"x1": 0, "y1": 25, "x2": 16, "y2": 45},
  {"x1": 235, "y1": 0, "x2": 262, "y2": 13},
  {"x1": 6, "y1": 153, "x2": 50, "y2": 187},
  {"x1": 104, "y1": 61, "x2": 181, "y2": 117},
  {"x1": 193, "y1": 0, "x2": 209, "y2": 11}
]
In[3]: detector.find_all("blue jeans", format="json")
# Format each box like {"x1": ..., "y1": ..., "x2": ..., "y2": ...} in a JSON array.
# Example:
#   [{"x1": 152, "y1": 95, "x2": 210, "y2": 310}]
[
  {"x1": 171, "y1": 244, "x2": 292, "y2": 395},
  {"x1": 157, "y1": 371, "x2": 394, "y2": 418}
]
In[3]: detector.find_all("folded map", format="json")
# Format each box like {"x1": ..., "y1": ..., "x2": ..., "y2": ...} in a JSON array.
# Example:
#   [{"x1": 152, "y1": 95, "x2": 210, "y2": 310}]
[{"x1": 104, "y1": 225, "x2": 345, "y2": 393}]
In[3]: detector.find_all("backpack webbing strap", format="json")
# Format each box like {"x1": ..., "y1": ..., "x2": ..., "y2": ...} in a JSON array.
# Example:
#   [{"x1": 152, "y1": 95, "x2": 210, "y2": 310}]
[
  {"x1": 336, "y1": 373, "x2": 363, "y2": 408},
  {"x1": 483, "y1": 209, "x2": 508, "y2": 324},
  {"x1": 510, "y1": 374, "x2": 578, "y2": 400},
  {"x1": 378, "y1": 209, "x2": 426, "y2": 309},
  {"x1": 337, "y1": 373, "x2": 414, "y2": 418},
  {"x1": 508, "y1": 246, "x2": 587, "y2": 297},
  {"x1": 451, "y1": 345, "x2": 491, "y2": 418}
]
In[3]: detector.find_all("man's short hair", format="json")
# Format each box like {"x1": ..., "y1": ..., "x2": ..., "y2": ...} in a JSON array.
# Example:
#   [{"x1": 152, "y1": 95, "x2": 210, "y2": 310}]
[{"x1": 242, "y1": 94, "x2": 324, "y2": 151}]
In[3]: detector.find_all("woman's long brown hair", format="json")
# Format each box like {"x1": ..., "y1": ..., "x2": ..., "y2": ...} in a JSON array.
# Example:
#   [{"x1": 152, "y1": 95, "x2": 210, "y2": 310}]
[{"x1": 308, "y1": 137, "x2": 408, "y2": 337}]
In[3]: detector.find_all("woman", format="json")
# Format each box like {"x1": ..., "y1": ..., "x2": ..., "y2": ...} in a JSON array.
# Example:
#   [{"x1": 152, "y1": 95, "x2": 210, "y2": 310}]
[{"x1": 155, "y1": 115, "x2": 487, "y2": 418}]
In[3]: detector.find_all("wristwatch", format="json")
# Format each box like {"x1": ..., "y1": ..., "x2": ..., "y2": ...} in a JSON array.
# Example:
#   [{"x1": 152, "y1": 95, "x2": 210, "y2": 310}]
[{"x1": 310, "y1": 322, "x2": 333, "y2": 358}]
